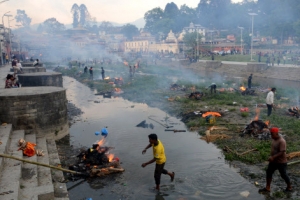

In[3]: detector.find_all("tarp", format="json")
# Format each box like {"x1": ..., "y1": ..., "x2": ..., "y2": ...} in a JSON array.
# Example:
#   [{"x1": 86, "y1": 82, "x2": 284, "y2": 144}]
[{"x1": 202, "y1": 112, "x2": 221, "y2": 118}]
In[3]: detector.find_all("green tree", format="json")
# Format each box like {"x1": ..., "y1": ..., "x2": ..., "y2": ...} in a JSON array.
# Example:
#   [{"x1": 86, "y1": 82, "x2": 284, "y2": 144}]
[
  {"x1": 15, "y1": 10, "x2": 31, "y2": 27},
  {"x1": 38, "y1": 18, "x2": 65, "y2": 34},
  {"x1": 71, "y1": 4, "x2": 79, "y2": 28},
  {"x1": 164, "y1": 2, "x2": 179, "y2": 19},
  {"x1": 79, "y1": 4, "x2": 90, "y2": 27},
  {"x1": 121, "y1": 24, "x2": 139, "y2": 40},
  {"x1": 144, "y1": 7, "x2": 164, "y2": 34},
  {"x1": 183, "y1": 32, "x2": 202, "y2": 58}
]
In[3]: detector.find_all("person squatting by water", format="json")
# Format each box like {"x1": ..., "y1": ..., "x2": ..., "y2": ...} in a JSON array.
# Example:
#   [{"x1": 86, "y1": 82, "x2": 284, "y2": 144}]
[
  {"x1": 84, "y1": 66, "x2": 88, "y2": 73},
  {"x1": 89, "y1": 67, "x2": 93, "y2": 80},
  {"x1": 266, "y1": 88, "x2": 276, "y2": 116},
  {"x1": 248, "y1": 74, "x2": 253, "y2": 89},
  {"x1": 101, "y1": 67, "x2": 105, "y2": 80},
  {"x1": 207, "y1": 83, "x2": 217, "y2": 94},
  {"x1": 142, "y1": 134, "x2": 175, "y2": 191},
  {"x1": 259, "y1": 127, "x2": 292, "y2": 193}
]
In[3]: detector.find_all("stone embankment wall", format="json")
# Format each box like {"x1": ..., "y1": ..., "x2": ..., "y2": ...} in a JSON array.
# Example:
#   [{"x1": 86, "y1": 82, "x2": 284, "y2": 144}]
[
  {"x1": 10, "y1": 67, "x2": 46, "y2": 73},
  {"x1": 22, "y1": 62, "x2": 44, "y2": 67},
  {"x1": 188, "y1": 61, "x2": 300, "y2": 83},
  {"x1": 0, "y1": 87, "x2": 68, "y2": 139},
  {"x1": 18, "y1": 72, "x2": 63, "y2": 87}
]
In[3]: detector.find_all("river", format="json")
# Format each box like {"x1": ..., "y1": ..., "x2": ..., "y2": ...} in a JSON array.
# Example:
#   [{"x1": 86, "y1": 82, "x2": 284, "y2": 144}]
[{"x1": 62, "y1": 76, "x2": 263, "y2": 200}]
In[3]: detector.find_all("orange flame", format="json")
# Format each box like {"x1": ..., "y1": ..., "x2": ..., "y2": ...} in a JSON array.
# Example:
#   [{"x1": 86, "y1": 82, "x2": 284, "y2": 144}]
[
  {"x1": 104, "y1": 77, "x2": 110, "y2": 80},
  {"x1": 240, "y1": 86, "x2": 246, "y2": 91},
  {"x1": 107, "y1": 154, "x2": 114, "y2": 162},
  {"x1": 123, "y1": 61, "x2": 128, "y2": 66},
  {"x1": 254, "y1": 108, "x2": 260, "y2": 121},
  {"x1": 114, "y1": 88, "x2": 121, "y2": 92},
  {"x1": 265, "y1": 120, "x2": 270, "y2": 126},
  {"x1": 97, "y1": 138, "x2": 105, "y2": 147}
]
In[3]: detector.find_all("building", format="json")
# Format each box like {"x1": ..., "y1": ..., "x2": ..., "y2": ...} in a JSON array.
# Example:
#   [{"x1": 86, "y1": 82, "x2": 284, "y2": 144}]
[
  {"x1": 183, "y1": 22, "x2": 207, "y2": 37},
  {"x1": 124, "y1": 40, "x2": 150, "y2": 53}
]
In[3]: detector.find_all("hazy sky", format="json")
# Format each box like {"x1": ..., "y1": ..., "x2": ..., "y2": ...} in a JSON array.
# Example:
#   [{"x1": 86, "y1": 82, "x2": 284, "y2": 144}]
[{"x1": 1, "y1": 0, "x2": 242, "y2": 27}]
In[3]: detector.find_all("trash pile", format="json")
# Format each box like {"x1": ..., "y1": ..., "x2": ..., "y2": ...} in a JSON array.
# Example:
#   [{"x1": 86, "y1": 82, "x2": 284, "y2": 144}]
[
  {"x1": 288, "y1": 107, "x2": 300, "y2": 118},
  {"x1": 188, "y1": 91, "x2": 204, "y2": 100},
  {"x1": 114, "y1": 77, "x2": 123, "y2": 85},
  {"x1": 201, "y1": 126, "x2": 230, "y2": 143},
  {"x1": 170, "y1": 83, "x2": 186, "y2": 91}
]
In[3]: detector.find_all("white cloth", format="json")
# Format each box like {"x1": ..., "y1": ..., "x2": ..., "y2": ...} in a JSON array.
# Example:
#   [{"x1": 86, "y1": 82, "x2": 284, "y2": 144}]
[
  {"x1": 266, "y1": 91, "x2": 274, "y2": 105},
  {"x1": 33, "y1": 61, "x2": 38, "y2": 66},
  {"x1": 17, "y1": 63, "x2": 22, "y2": 69}
]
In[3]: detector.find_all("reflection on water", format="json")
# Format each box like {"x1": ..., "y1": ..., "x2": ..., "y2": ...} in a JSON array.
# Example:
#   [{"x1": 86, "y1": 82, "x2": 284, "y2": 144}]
[{"x1": 63, "y1": 76, "x2": 263, "y2": 200}]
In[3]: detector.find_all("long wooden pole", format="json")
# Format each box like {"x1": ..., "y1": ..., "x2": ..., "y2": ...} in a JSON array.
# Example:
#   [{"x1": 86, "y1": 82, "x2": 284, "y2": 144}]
[
  {"x1": 0, "y1": 153, "x2": 84, "y2": 175},
  {"x1": 287, "y1": 160, "x2": 300, "y2": 166}
]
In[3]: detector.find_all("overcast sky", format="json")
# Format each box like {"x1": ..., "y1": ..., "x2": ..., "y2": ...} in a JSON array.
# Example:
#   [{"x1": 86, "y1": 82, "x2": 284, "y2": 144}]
[{"x1": 1, "y1": 0, "x2": 242, "y2": 27}]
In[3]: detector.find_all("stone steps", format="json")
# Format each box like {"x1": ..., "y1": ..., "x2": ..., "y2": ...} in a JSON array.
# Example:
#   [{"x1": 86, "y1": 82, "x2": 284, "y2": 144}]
[
  {"x1": 47, "y1": 138, "x2": 69, "y2": 199},
  {"x1": 0, "y1": 124, "x2": 12, "y2": 172},
  {"x1": 0, "y1": 125, "x2": 69, "y2": 200},
  {"x1": 0, "y1": 130, "x2": 24, "y2": 200}
]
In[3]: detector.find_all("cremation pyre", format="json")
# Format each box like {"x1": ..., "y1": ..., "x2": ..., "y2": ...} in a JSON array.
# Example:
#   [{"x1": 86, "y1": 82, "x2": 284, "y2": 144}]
[
  {"x1": 240, "y1": 120, "x2": 270, "y2": 139},
  {"x1": 170, "y1": 84, "x2": 186, "y2": 91},
  {"x1": 239, "y1": 87, "x2": 255, "y2": 96},
  {"x1": 189, "y1": 91, "x2": 204, "y2": 100},
  {"x1": 69, "y1": 140, "x2": 124, "y2": 177}
]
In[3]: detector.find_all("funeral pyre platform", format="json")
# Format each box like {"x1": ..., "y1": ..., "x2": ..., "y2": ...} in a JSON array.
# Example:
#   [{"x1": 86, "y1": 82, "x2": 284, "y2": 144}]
[{"x1": 68, "y1": 138, "x2": 124, "y2": 178}]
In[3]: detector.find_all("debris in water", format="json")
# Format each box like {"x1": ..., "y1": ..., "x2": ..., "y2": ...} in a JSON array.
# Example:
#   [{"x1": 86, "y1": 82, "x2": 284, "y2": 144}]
[
  {"x1": 136, "y1": 120, "x2": 154, "y2": 129},
  {"x1": 240, "y1": 191, "x2": 250, "y2": 198}
]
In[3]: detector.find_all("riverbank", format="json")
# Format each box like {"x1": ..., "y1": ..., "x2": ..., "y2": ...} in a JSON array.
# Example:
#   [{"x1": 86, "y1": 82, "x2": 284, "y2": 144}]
[{"x1": 56, "y1": 61, "x2": 300, "y2": 198}]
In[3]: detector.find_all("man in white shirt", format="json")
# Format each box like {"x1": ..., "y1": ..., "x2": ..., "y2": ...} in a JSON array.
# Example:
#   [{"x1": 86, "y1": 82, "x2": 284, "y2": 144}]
[{"x1": 266, "y1": 88, "x2": 276, "y2": 116}]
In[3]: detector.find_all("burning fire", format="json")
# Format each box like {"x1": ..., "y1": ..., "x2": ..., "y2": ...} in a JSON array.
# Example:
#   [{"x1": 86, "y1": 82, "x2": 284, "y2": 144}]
[
  {"x1": 114, "y1": 88, "x2": 121, "y2": 92},
  {"x1": 104, "y1": 77, "x2": 110, "y2": 80},
  {"x1": 123, "y1": 61, "x2": 128, "y2": 66},
  {"x1": 107, "y1": 154, "x2": 115, "y2": 162},
  {"x1": 97, "y1": 138, "x2": 105, "y2": 149},
  {"x1": 240, "y1": 86, "x2": 246, "y2": 91},
  {"x1": 254, "y1": 108, "x2": 260, "y2": 121}
]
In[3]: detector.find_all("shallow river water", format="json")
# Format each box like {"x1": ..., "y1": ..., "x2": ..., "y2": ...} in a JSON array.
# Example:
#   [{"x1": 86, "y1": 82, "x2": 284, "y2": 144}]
[{"x1": 63, "y1": 76, "x2": 263, "y2": 200}]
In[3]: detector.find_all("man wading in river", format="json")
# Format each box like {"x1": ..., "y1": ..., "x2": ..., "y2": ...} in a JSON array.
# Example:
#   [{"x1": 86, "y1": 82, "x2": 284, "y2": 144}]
[
  {"x1": 259, "y1": 127, "x2": 292, "y2": 193},
  {"x1": 142, "y1": 134, "x2": 175, "y2": 191}
]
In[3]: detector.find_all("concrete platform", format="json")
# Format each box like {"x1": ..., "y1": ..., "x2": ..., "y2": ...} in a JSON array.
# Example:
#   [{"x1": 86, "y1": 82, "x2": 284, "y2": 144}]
[
  {"x1": 18, "y1": 72, "x2": 63, "y2": 87},
  {"x1": 10, "y1": 67, "x2": 46, "y2": 73},
  {"x1": 0, "y1": 87, "x2": 68, "y2": 139}
]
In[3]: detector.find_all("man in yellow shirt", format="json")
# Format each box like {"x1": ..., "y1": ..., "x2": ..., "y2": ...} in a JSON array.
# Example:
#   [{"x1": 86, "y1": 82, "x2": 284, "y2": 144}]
[{"x1": 142, "y1": 133, "x2": 175, "y2": 191}]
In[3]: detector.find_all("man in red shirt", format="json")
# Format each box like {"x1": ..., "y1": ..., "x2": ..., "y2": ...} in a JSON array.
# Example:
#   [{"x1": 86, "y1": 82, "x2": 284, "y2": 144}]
[{"x1": 259, "y1": 127, "x2": 292, "y2": 193}]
